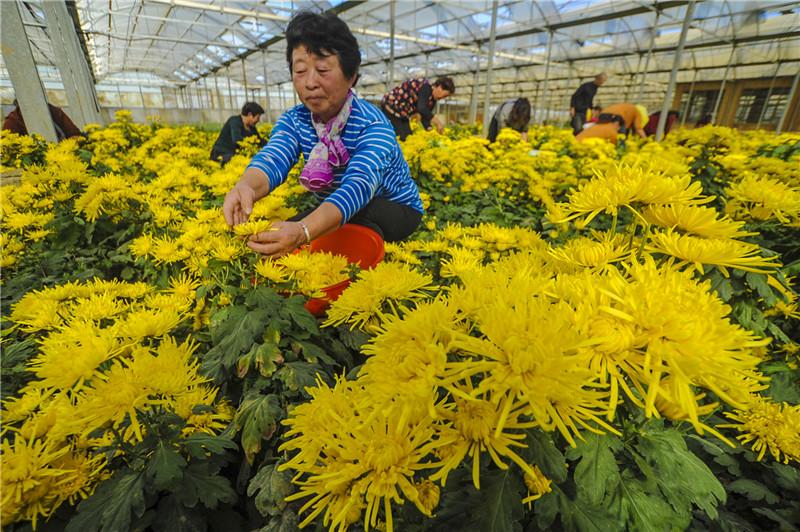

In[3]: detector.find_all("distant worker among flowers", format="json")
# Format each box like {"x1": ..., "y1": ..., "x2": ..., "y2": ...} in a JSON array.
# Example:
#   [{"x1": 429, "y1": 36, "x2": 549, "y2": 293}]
[
  {"x1": 487, "y1": 98, "x2": 531, "y2": 142},
  {"x1": 210, "y1": 102, "x2": 267, "y2": 165},
  {"x1": 569, "y1": 73, "x2": 607, "y2": 134},
  {"x1": 2, "y1": 99, "x2": 83, "y2": 141},
  {"x1": 575, "y1": 103, "x2": 648, "y2": 144},
  {"x1": 381, "y1": 76, "x2": 455, "y2": 140},
  {"x1": 222, "y1": 11, "x2": 423, "y2": 257}
]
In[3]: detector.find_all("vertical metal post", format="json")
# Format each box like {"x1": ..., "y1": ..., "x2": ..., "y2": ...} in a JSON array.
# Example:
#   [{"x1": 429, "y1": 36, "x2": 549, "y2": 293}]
[
  {"x1": 468, "y1": 51, "x2": 481, "y2": 124},
  {"x1": 627, "y1": 54, "x2": 643, "y2": 103},
  {"x1": 139, "y1": 84, "x2": 147, "y2": 113},
  {"x1": 41, "y1": 0, "x2": 102, "y2": 127},
  {"x1": 481, "y1": 0, "x2": 499, "y2": 137},
  {"x1": 2, "y1": 0, "x2": 58, "y2": 141},
  {"x1": 777, "y1": 70, "x2": 800, "y2": 134},
  {"x1": 657, "y1": 1, "x2": 695, "y2": 141},
  {"x1": 637, "y1": 11, "x2": 660, "y2": 102},
  {"x1": 262, "y1": 50, "x2": 272, "y2": 121},
  {"x1": 214, "y1": 75, "x2": 222, "y2": 111},
  {"x1": 756, "y1": 62, "x2": 781, "y2": 129},
  {"x1": 226, "y1": 66, "x2": 233, "y2": 109},
  {"x1": 681, "y1": 68, "x2": 699, "y2": 126},
  {"x1": 389, "y1": 0, "x2": 396, "y2": 87},
  {"x1": 241, "y1": 59, "x2": 249, "y2": 98},
  {"x1": 542, "y1": 29, "x2": 553, "y2": 123},
  {"x1": 711, "y1": 45, "x2": 736, "y2": 124}
]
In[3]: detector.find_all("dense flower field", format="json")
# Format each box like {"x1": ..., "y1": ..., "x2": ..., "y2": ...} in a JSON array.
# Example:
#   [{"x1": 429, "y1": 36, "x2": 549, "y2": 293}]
[{"x1": 1, "y1": 111, "x2": 799, "y2": 531}]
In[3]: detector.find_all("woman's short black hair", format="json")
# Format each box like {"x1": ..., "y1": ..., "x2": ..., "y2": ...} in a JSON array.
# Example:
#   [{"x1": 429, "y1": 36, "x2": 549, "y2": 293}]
[
  {"x1": 433, "y1": 77, "x2": 456, "y2": 94},
  {"x1": 508, "y1": 98, "x2": 531, "y2": 130},
  {"x1": 285, "y1": 11, "x2": 361, "y2": 80},
  {"x1": 241, "y1": 102, "x2": 265, "y2": 116}
]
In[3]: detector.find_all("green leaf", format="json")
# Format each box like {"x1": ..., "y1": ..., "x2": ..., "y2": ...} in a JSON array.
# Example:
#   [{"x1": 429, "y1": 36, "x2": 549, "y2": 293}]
[
  {"x1": 556, "y1": 487, "x2": 622, "y2": 532},
  {"x1": 176, "y1": 462, "x2": 237, "y2": 509},
  {"x1": 745, "y1": 272, "x2": 778, "y2": 305},
  {"x1": 473, "y1": 469, "x2": 525, "y2": 532},
  {"x1": 773, "y1": 461, "x2": 800, "y2": 492},
  {"x1": 67, "y1": 470, "x2": 146, "y2": 532},
  {"x1": 274, "y1": 361, "x2": 323, "y2": 395},
  {"x1": 753, "y1": 507, "x2": 799, "y2": 529},
  {"x1": 618, "y1": 477, "x2": 677, "y2": 532},
  {"x1": 233, "y1": 393, "x2": 284, "y2": 463},
  {"x1": 281, "y1": 295, "x2": 319, "y2": 335},
  {"x1": 765, "y1": 368, "x2": 800, "y2": 403},
  {"x1": 294, "y1": 340, "x2": 337, "y2": 366},
  {"x1": 520, "y1": 429, "x2": 568, "y2": 483},
  {"x1": 565, "y1": 433, "x2": 622, "y2": 506},
  {"x1": 247, "y1": 463, "x2": 294, "y2": 517},
  {"x1": 202, "y1": 306, "x2": 272, "y2": 380},
  {"x1": 635, "y1": 426, "x2": 725, "y2": 523},
  {"x1": 146, "y1": 441, "x2": 186, "y2": 490},
  {"x1": 152, "y1": 494, "x2": 207, "y2": 532},
  {"x1": 258, "y1": 510, "x2": 300, "y2": 532},
  {"x1": 533, "y1": 491, "x2": 559, "y2": 530},
  {"x1": 726, "y1": 479, "x2": 780, "y2": 504},
  {"x1": 183, "y1": 433, "x2": 238, "y2": 460},
  {"x1": 245, "y1": 286, "x2": 282, "y2": 309}
]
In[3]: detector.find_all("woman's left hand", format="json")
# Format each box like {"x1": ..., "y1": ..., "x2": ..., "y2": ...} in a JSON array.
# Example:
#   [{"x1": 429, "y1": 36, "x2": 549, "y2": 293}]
[{"x1": 247, "y1": 221, "x2": 306, "y2": 257}]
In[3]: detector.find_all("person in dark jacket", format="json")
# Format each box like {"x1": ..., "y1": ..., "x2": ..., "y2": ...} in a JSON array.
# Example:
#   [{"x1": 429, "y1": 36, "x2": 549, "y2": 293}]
[
  {"x1": 487, "y1": 98, "x2": 531, "y2": 142},
  {"x1": 569, "y1": 73, "x2": 607, "y2": 134},
  {"x1": 211, "y1": 102, "x2": 266, "y2": 165},
  {"x1": 381, "y1": 77, "x2": 454, "y2": 140},
  {"x1": 2, "y1": 99, "x2": 83, "y2": 141}
]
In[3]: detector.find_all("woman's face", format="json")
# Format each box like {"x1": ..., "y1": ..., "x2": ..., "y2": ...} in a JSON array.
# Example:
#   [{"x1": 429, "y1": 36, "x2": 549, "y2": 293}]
[{"x1": 291, "y1": 46, "x2": 355, "y2": 122}]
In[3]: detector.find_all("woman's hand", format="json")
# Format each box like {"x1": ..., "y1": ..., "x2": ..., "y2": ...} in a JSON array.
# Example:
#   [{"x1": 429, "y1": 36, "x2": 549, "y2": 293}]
[
  {"x1": 247, "y1": 221, "x2": 307, "y2": 257},
  {"x1": 223, "y1": 183, "x2": 257, "y2": 226}
]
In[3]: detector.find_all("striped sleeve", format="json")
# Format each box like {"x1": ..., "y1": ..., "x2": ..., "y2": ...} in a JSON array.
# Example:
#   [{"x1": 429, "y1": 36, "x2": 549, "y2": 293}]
[
  {"x1": 246, "y1": 112, "x2": 300, "y2": 191},
  {"x1": 322, "y1": 121, "x2": 396, "y2": 222}
]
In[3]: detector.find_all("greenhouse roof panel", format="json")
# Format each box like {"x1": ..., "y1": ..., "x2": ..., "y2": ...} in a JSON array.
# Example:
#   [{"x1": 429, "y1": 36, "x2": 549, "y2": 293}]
[{"x1": 3, "y1": 0, "x2": 797, "y2": 104}]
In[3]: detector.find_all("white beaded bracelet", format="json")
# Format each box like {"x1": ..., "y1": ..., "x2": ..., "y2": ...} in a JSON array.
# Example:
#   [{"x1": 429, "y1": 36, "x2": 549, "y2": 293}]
[{"x1": 298, "y1": 221, "x2": 311, "y2": 244}]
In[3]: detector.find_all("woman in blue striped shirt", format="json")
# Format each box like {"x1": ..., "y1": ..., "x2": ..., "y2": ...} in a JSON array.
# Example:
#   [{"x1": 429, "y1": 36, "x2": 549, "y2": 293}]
[{"x1": 223, "y1": 12, "x2": 424, "y2": 257}]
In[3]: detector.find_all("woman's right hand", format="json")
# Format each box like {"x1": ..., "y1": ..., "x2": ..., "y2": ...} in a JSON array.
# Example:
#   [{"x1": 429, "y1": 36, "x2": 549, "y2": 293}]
[{"x1": 223, "y1": 183, "x2": 257, "y2": 226}]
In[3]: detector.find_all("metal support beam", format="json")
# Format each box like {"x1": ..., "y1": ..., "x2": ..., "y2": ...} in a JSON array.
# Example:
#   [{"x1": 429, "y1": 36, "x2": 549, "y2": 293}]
[
  {"x1": 711, "y1": 45, "x2": 736, "y2": 124},
  {"x1": 481, "y1": 0, "x2": 499, "y2": 137},
  {"x1": 42, "y1": 0, "x2": 102, "y2": 127},
  {"x1": 1, "y1": 0, "x2": 58, "y2": 142},
  {"x1": 681, "y1": 68, "x2": 699, "y2": 126},
  {"x1": 262, "y1": 50, "x2": 272, "y2": 121},
  {"x1": 241, "y1": 59, "x2": 249, "y2": 97},
  {"x1": 388, "y1": 0, "x2": 396, "y2": 86},
  {"x1": 756, "y1": 63, "x2": 781, "y2": 128},
  {"x1": 214, "y1": 75, "x2": 222, "y2": 111},
  {"x1": 226, "y1": 66, "x2": 234, "y2": 109},
  {"x1": 468, "y1": 61, "x2": 480, "y2": 124},
  {"x1": 657, "y1": 1, "x2": 695, "y2": 141},
  {"x1": 542, "y1": 29, "x2": 553, "y2": 123},
  {"x1": 637, "y1": 11, "x2": 660, "y2": 102},
  {"x1": 777, "y1": 70, "x2": 800, "y2": 134}
]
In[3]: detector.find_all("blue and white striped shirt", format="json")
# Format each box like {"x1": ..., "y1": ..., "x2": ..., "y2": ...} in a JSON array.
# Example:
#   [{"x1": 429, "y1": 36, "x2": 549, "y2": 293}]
[{"x1": 247, "y1": 96, "x2": 424, "y2": 223}]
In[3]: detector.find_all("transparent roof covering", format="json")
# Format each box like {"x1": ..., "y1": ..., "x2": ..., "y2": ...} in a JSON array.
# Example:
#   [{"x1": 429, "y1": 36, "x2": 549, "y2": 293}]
[{"x1": 6, "y1": 0, "x2": 800, "y2": 110}]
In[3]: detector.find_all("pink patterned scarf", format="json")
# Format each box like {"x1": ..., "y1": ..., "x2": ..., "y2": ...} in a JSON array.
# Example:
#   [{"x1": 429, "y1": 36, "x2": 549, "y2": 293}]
[{"x1": 300, "y1": 90, "x2": 354, "y2": 192}]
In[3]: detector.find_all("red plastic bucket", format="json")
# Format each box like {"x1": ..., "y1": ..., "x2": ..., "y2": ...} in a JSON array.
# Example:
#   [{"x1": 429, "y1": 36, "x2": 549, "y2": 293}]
[{"x1": 300, "y1": 224, "x2": 385, "y2": 316}]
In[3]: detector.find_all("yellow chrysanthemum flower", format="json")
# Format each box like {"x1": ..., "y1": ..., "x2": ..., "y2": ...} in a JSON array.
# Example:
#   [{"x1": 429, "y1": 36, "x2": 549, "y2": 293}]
[
  {"x1": 721, "y1": 397, "x2": 800, "y2": 463},
  {"x1": 324, "y1": 262, "x2": 436, "y2": 330},
  {"x1": 643, "y1": 203, "x2": 752, "y2": 239},
  {"x1": 647, "y1": 229, "x2": 781, "y2": 275}
]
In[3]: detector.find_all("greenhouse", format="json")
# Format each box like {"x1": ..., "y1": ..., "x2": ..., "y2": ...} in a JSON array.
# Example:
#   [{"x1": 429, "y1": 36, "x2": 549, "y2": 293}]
[{"x1": 1, "y1": 1, "x2": 799, "y2": 531}]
